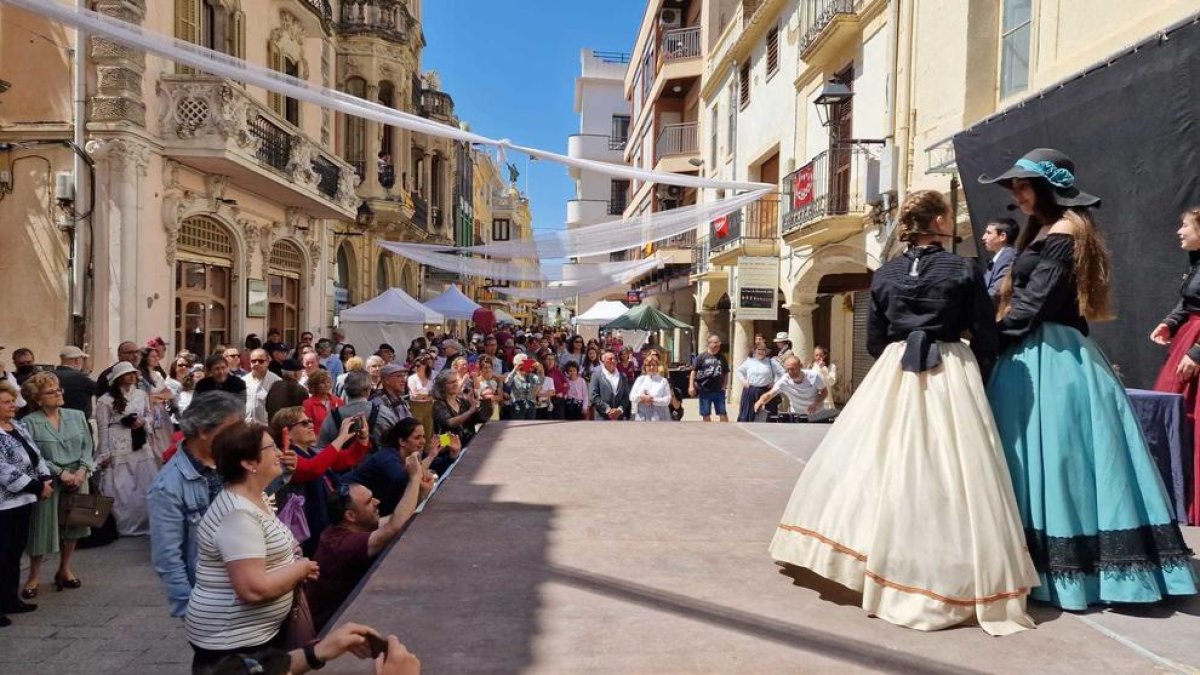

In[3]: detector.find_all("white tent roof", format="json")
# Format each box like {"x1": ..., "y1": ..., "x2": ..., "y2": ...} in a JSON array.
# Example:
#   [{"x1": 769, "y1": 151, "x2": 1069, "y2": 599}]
[
  {"x1": 340, "y1": 288, "x2": 443, "y2": 324},
  {"x1": 573, "y1": 300, "x2": 628, "y2": 325},
  {"x1": 423, "y1": 284, "x2": 482, "y2": 320},
  {"x1": 493, "y1": 308, "x2": 518, "y2": 324}
]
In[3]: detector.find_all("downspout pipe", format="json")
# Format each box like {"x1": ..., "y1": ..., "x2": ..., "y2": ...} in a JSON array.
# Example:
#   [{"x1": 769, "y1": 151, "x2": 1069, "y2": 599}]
[{"x1": 72, "y1": 0, "x2": 90, "y2": 347}]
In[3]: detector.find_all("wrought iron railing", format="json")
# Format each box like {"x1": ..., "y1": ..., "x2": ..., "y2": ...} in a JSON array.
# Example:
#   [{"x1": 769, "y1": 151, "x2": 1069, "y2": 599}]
[
  {"x1": 250, "y1": 115, "x2": 292, "y2": 173},
  {"x1": 593, "y1": 51, "x2": 631, "y2": 64},
  {"x1": 707, "y1": 197, "x2": 782, "y2": 252},
  {"x1": 781, "y1": 141, "x2": 883, "y2": 235},
  {"x1": 691, "y1": 235, "x2": 711, "y2": 275},
  {"x1": 658, "y1": 229, "x2": 697, "y2": 249},
  {"x1": 608, "y1": 135, "x2": 628, "y2": 151},
  {"x1": 312, "y1": 156, "x2": 340, "y2": 200},
  {"x1": 300, "y1": 0, "x2": 334, "y2": 25},
  {"x1": 661, "y1": 26, "x2": 701, "y2": 62},
  {"x1": 799, "y1": 0, "x2": 860, "y2": 54},
  {"x1": 655, "y1": 122, "x2": 698, "y2": 158}
]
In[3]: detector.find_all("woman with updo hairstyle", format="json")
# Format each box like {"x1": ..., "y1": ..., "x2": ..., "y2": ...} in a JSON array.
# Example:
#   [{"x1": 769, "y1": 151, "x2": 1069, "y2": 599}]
[
  {"x1": 1151, "y1": 207, "x2": 1200, "y2": 524},
  {"x1": 982, "y1": 149, "x2": 1196, "y2": 610},
  {"x1": 771, "y1": 189, "x2": 1038, "y2": 635}
]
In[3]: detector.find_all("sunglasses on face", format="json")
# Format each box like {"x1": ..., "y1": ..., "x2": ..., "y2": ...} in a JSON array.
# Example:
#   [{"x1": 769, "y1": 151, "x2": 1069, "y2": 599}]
[
  {"x1": 290, "y1": 419, "x2": 314, "y2": 428},
  {"x1": 250, "y1": 359, "x2": 269, "y2": 364}
]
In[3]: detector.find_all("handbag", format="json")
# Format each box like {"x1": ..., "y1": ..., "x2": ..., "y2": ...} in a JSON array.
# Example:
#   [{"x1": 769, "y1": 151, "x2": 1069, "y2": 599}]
[
  {"x1": 282, "y1": 583, "x2": 317, "y2": 649},
  {"x1": 59, "y1": 491, "x2": 115, "y2": 529},
  {"x1": 277, "y1": 494, "x2": 311, "y2": 544}
]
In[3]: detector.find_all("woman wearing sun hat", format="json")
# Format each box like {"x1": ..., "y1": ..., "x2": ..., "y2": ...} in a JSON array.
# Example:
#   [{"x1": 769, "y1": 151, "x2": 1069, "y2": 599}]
[{"x1": 979, "y1": 148, "x2": 1197, "y2": 610}]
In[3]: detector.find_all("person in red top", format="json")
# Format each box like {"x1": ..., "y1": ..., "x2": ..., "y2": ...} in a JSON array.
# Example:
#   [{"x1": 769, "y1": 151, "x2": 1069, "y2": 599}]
[
  {"x1": 301, "y1": 370, "x2": 343, "y2": 435},
  {"x1": 309, "y1": 452, "x2": 433, "y2": 631},
  {"x1": 269, "y1": 406, "x2": 370, "y2": 556}
]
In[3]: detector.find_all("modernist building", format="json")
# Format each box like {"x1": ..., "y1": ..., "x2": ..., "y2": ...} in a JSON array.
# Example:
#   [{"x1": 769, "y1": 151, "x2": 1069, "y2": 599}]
[{"x1": 0, "y1": 0, "x2": 462, "y2": 363}]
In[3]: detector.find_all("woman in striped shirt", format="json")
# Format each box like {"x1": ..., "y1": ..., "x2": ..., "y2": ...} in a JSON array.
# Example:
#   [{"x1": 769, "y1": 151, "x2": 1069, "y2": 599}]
[{"x1": 185, "y1": 421, "x2": 319, "y2": 672}]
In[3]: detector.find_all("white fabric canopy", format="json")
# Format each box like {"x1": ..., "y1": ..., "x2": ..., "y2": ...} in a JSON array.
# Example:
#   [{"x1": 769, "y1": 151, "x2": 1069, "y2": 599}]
[
  {"x1": 20, "y1": 0, "x2": 773, "y2": 193},
  {"x1": 339, "y1": 288, "x2": 441, "y2": 357},
  {"x1": 422, "y1": 284, "x2": 481, "y2": 320},
  {"x1": 340, "y1": 288, "x2": 443, "y2": 324},
  {"x1": 493, "y1": 308, "x2": 518, "y2": 324},
  {"x1": 574, "y1": 300, "x2": 630, "y2": 326}
]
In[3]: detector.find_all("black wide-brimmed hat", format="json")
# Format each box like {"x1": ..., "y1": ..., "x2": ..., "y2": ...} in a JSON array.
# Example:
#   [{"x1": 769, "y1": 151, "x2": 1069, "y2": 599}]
[{"x1": 978, "y1": 147, "x2": 1100, "y2": 208}]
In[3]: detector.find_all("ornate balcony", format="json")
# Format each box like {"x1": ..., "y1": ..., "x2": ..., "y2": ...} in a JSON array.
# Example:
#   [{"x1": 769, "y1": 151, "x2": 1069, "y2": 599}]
[
  {"x1": 337, "y1": 0, "x2": 413, "y2": 42},
  {"x1": 419, "y1": 89, "x2": 455, "y2": 121},
  {"x1": 709, "y1": 197, "x2": 780, "y2": 266},
  {"x1": 799, "y1": 0, "x2": 864, "y2": 62},
  {"x1": 158, "y1": 75, "x2": 359, "y2": 219},
  {"x1": 782, "y1": 141, "x2": 883, "y2": 248}
]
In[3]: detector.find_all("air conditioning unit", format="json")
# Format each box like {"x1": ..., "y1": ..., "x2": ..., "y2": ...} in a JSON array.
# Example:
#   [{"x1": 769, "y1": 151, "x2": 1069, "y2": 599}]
[
  {"x1": 656, "y1": 185, "x2": 683, "y2": 200},
  {"x1": 659, "y1": 8, "x2": 682, "y2": 28}
]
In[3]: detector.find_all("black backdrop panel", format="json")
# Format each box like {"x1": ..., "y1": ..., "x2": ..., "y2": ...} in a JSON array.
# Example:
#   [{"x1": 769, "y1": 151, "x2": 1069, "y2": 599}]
[{"x1": 953, "y1": 17, "x2": 1200, "y2": 388}]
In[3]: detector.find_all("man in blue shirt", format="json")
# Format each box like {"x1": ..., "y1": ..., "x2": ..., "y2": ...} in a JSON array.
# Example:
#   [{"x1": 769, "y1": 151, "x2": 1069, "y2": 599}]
[{"x1": 146, "y1": 392, "x2": 243, "y2": 618}]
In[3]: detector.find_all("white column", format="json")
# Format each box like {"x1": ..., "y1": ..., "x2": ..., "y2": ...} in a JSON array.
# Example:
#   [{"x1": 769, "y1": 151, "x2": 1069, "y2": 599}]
[
  {"x1": 696, "y1": 309, "x2": 718, "y2": 351},
  {"x1": 786, "y1": 301, "x2": 818, "y2": 364},
  {"x1": 98, "y1": 138, "x2": 150, "y2": 353},
  {"x1": 729, "y1": 316, "x2": 754, "y2": 408}
]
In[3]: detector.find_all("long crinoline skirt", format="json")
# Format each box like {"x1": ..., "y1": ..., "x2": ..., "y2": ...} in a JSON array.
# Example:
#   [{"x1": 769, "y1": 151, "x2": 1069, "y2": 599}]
[
  {"x1": 1152, "y1": 313, "x2": 1200, "y2": 525},
  {"x1": 770, "y1": 341, "x2": 1039, "y2": 635},
  {"x1": 988, "y1": 323, "x2": 1198, "y2": 610}
]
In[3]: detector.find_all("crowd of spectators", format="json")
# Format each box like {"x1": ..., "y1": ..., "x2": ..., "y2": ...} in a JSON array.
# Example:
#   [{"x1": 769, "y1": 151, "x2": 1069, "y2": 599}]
[{"x1": 0, "y1": 321, "x2": 832, "y2": 672}]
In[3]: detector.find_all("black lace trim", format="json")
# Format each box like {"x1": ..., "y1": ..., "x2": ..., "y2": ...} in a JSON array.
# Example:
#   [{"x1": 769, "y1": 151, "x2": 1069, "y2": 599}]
[{"x1": 1026, "y1": 525, "x2": 1196, "y2": 580}]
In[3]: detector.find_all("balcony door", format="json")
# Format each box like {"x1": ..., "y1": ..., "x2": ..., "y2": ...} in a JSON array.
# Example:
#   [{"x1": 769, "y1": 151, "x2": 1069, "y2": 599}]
[
  {"x1": 829, "y1": 66, "x2": 854, "y2": 215},
  {"x1": 268, "y1": 240, "x2": 304, "y2": 346},
  {"x1": 175, "y1": 216, "x2": 234, "y2": 357}
]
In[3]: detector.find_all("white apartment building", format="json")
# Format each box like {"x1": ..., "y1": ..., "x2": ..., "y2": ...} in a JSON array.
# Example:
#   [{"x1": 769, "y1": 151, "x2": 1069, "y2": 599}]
[{"x1": 566, "y1": 49, "x2": 633, "y2": 313}]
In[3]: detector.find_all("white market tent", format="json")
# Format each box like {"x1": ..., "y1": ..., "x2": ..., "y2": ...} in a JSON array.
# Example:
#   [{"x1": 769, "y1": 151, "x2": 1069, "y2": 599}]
[
  {"x1": 340, "y1": 288, "x2": 443, "y2": 355},
  {"x1": 573, "y1": 300, "x2": 629, "y2": 326},
  {"x1": 423, "y1": 284, "x2": 482, "y2": 320},
  {"x1": 493, "y1": 308, "x2": 518, "y2": 325}
]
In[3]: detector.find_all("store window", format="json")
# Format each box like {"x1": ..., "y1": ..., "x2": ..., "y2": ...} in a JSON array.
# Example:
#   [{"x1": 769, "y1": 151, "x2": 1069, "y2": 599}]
[
  {"x1": 175, "y1": 216, "x2": 234, "y2": 357},
  {"x1": 268, "y1": 240, "x2": 304, "y2": 346}
]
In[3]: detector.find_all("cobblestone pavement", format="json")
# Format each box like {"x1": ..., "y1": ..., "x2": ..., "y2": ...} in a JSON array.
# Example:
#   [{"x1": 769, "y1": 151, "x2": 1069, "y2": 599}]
[{"x1": 1, "y1": 537, "x2": 189, "y2": 675}]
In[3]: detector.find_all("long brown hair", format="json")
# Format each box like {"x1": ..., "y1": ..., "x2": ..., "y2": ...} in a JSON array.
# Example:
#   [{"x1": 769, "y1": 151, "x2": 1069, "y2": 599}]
[{"x1": 997, "y1": 179, "x2": 1112, "y2": 322}]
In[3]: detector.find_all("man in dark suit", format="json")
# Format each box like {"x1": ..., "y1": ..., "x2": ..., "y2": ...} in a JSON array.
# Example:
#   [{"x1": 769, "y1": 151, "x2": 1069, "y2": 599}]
[
  {"x1": 982, "y1": 218, "x2": 1019, "y2": 300},
  {"x1": 588, "y1": 350, "x2": 631, "y2": 421},
  {"x1": 55, "y1": 346, "x2": 96, "y2": 419}
]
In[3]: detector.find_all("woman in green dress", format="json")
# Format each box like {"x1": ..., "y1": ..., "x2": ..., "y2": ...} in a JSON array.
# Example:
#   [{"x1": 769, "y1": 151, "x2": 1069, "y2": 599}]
[{"x1": 19, "y1": 372, "x2": 95, "y2": 597}]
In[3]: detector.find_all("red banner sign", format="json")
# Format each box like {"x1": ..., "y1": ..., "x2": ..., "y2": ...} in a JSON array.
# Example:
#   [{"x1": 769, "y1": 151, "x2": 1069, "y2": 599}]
[
  {"x1": 792, "y1": 163, "x2": 815, "y2": 210},
  {"x1": 712, "y1": 214, "x2": 730, "y2": 238}
]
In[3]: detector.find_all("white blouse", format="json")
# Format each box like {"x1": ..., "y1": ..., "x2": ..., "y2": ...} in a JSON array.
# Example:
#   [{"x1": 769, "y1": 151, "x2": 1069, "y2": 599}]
[
  {"x1": 407, "y1": 373, "x2": 432, "y2": 398},
  {"x1": 186, "y1": 490, "x2": 297, "y2": 650},
  {"x1": 736, "y1": 357, "x2": 783, "y2": 388},
  {"x1": 629, "y1": 374, "x2": 672, "y2": 421}
]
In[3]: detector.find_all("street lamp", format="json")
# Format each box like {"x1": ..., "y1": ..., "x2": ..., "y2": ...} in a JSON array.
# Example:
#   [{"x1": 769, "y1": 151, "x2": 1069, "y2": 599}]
[
  {"x1": 814, "y1": 78, "x2": 853, "y2": 127},
  {"x1": 355, "y1": 202, "x2": 374, "y2": 228}
]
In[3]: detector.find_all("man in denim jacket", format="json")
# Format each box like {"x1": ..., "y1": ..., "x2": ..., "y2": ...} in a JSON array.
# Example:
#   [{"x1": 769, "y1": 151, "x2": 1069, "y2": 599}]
[{"x1": 146, "y1": 392, "x2": 242, "y2": 617}]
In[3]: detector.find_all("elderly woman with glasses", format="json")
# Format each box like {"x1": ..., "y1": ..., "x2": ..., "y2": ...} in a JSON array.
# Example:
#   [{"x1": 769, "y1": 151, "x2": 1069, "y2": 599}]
[
  {"x1": 0, "y1": 379, "x2": 52, "y2": 625},
  {"x1": 185, "y1": 421, "x2": 319, "y2": 671},
  {"x1": 301, "y1": 370, "x2": 343, "y2": 435},
  {"x1": 18, "y1": 373, "x2": 95, "y2": 599},
  {"x1": 432, "y1": 370, "x2": 481, "y2": 448},
  {"x1": 269, "y1": 407, "x2": 369, "y2": 557}
]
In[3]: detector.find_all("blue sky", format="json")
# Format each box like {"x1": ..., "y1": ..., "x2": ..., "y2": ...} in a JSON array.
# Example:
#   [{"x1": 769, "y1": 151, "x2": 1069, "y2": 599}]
[{"x1": 421, "y1": 1, "x2": 645, "y2": 237}]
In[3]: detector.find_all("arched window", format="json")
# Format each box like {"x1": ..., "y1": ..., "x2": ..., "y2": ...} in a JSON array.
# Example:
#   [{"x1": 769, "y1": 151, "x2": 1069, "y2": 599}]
[
  {"x1": 268, "y1": 240, "x2": 304, "y2": 345},
  {"x1": 334, "y1": 241, "x2": 357, "y2": 316},
  {"x1": 376, "y1": 252, "x2": 393, "y2": 294},
  {"x1": 343, "y1": 77, "x2": 368, "y2": 177},
  {"x1": 378, "y1": 81, "x2": 396, "y2": 188},
  {"x1": 175, "y1": 216, "x2": 234, "y2": 356}
]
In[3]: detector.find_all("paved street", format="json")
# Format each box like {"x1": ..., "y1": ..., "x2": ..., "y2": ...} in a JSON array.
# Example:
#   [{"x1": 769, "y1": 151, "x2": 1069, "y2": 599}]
[
  {"x1": 2, "y1": 419, "x2": 1198, "y2": 675},
  {"x1": 1, "y1": 538, "x2": 189, "y2": 674}
]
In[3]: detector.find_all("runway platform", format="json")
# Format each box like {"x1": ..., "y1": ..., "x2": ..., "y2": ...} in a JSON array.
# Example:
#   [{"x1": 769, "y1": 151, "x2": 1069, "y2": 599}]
[{"x1": 327, "y1": 421, "x2": 1200, "y2": 674}]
